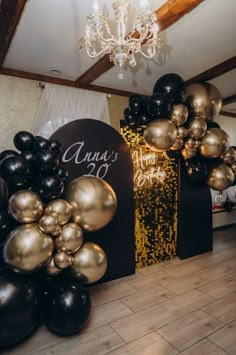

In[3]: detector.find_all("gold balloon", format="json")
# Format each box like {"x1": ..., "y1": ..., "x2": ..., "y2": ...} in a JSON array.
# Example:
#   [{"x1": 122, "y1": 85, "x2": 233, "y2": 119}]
[
  {"x1": 185, "y1": 82, "x2": 222, "y2": 121},
  {"x1": 4, "y1": 223, "x2": 54, "y2": 273},
  {"x1": 39, "y1": 214, "x2": 58, "y2": 234},
  {"x1": 64, "y1": 176, "x2": 117, "y2": 231},
  {"x1": 44, "y1": 199, "x2": 72, "y2": 225},
  {"x1": 170, "y1": 137, "x2": 183, "y2": 150},
  {"x1": 8, "y1": 190, "x2": 44, "y2": 223},
  {"x1": 54, "y1": 251, "x2": 74, "y2": 270},
  {"x1": 50, "y1": 225, "x2": 62, "y2": 237},
  {"x1": 200, "y1": 128, "x2": 230, "y2": 158},
  {"x1": 181, "y1": 147, "x2": 197, "y2": 160},
  {"x1": 177, "y1": 126, "x2": 189, "y2": 139},
  {"x1": 184, "y1": 137, "x2": 197, "y2": 150},
  {"x1": 70, "y1": 242, "x2": 107, "y2": 284},
  {"x1": 144, "y1": 119, "x2": 177, "y2": 152},
  {"x1": 221, "y1": 147, "x2": 236, "y2": 165},
  {"x1": 170, "y1": 104, "x2": 189, "y2": 126},
  {"x1": 55, "y1": 222, "x2": 83, "y2": 254},
  {"x1": 44, "y1": 257, "x2": 62, "y2": 276},
  {"x1": 187, "y1": 117, "x2": 207, "y2": 139},
  {"x1": 207, "y1": 163, "x2": 234, "y2": 191}
]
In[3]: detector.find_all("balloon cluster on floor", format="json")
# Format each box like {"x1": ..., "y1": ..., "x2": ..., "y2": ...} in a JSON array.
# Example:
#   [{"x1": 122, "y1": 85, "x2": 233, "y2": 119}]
[
  {"x1": 0, "y1": 132, "x2": 117, "y2": 349},
  {"x1": 123, "y1": 73, "x2": 236, "y2": 191}
]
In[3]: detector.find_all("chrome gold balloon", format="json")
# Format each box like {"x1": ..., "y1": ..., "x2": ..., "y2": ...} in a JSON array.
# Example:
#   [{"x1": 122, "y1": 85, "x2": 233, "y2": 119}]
[
  {"x1": 177, "y1": 126, "x2": 189, "y2": 139},
  {"x1": 70, "y1": 242, "x2": 107, "y2": 284},
  {"x1": 200, "y1": 128, "x2": 230, "y2": 158},
  {"x1": 170, "y1": 137, "x2": 183, "y2": 150},
  {"x1": 64, "y1": 176, "x2": 117, "y2": 231},
  {"x1": 44, "y1": 256, "x2": 62, "y2": 276},
  {"x1": 181, "y1": 147, "x2": 197, "y2": 160},
  {"x1": 170, "y1": 103, "x2": 188, "y2": 126},
  {"x1": 185, "y1": 82, "x2": 222, "y2": 121},
  {"x1": 44, "y1": 199, "x2": 72, "y2": 225},
  {"x1": 39, "y1": 214, "x2": 58, "y2": 234},
  {"x1": 221, "y1": 147, "x2": 236, "y2": 165},
  {"x1": 4, "y1": 223, "x2": 54, "y2": 273},
  {"x1": 144, "y1": 119, "x2": 177, "y2": 152},
  {"x1": 187, "y1": 117, "x2": 207, "y2": 139},
  {"x1": 8, "y1": 190, "x2": 44, "y2": 223},
  {"x1": 54, "y1": 251, "x2": 74, "y2": 270},
  {"x1": 207, "y1": 163, "x2": 234, "y2": 191},
  {"x1": 50, "y1": 225, "x2": 62, "y2": 237},
  {"x1": 55, "y1": 222, "x2": 83, "y2": 254},
  {"x1": 184, "y1": 137, "x2": 197, "y2": 150}
]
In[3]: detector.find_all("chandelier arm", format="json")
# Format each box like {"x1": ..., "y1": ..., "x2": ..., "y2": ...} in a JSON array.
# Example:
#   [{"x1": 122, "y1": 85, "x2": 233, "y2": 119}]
[
  {"x1": 139, "y1": 46, "x2": 156, "y2": 58},
  {"x1": 85, "y1": 47, "x2": 109, "y2": 58}
]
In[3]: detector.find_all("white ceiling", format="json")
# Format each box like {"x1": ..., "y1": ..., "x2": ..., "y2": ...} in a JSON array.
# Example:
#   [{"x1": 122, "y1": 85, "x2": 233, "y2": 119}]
[{"x1": 3, "y1": 0, "x2": 236, "y2": 103}]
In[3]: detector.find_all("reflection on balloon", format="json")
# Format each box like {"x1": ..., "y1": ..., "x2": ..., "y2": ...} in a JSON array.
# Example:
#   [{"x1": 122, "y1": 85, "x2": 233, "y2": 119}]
[
  {"x1": 44, "y1": 199, "x2": 72, "y2": 225},
  {"x1": 207, "y1": 163, "x2": 234, "y2": 191},
  {"x1": 55, "y1": 223, "x2": 83, "y2": 254},
  {"x1": 4, "y1": 223, "x2": 54, "y2": 273},
  {"x1": 187, "y1": 117, "x2": 207, "y2": 139},
  {"x1": 39, "y1": 214, "x2": 59, "y2": 234},
  {"x1": 70, "y1": 242, "x2": 107, "y2": 284},
  {"x1": 170, "y1": 103, "x2": 188, "y2": 126},
  {"x1": 64, "y1": 176, "x2": 117, "y2": 231},
  {"x1": 200, "y1": 128, "x2": 230, "y2": 158},
  {"x1": 8, "y1": 190, "x2": 44, "y2": 223},
  {"x1": 144, "y1": 119, "x2": 177, "y2": 152}
]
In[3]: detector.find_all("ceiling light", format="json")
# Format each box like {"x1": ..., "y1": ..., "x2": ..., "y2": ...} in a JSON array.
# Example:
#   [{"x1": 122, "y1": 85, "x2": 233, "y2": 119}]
[{"x1": 79, "y1": 0, "x2": 161, "y2": 79}]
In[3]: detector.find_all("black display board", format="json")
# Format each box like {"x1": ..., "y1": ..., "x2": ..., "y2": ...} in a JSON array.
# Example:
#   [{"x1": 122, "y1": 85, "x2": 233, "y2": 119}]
[
  {"x1": 177, "y1": 158, "x2": 213, "y2": 259},
  {"x1": 51, "y1": 119, "x2": 135, "y2": 282}
]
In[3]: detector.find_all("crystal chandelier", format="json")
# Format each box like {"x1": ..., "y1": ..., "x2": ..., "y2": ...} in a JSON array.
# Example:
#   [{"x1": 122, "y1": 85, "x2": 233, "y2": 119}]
[{"x1": 79, "y1": 0, "x2": 161, "y2": 79}]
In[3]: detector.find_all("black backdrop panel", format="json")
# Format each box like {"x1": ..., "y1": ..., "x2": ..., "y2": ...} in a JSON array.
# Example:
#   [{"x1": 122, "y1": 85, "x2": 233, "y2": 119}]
[
  {"x1": 177, "y1": 159, "x2": 213, "y2": 259},
  {"x1": 51, "y1": 119, "x2": 135, "y2": 282}
]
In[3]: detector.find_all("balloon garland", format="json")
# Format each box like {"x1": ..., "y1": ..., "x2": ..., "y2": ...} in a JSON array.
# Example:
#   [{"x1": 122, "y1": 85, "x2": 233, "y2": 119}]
[
  {"x1": 123, "y1": 73, "x2": 236, "y2": 191},
  {"x1": 0, "y1": 132, "x2": 117, "y2": 349}
]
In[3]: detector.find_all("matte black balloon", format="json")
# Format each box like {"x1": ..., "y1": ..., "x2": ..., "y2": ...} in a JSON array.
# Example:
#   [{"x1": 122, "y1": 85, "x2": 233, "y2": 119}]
[
  {"x1": 36, "y1": 149, "x2": 59, "y2": 173},
  {"x1": 0, "y1": 271, "x2": 41, "y2": 349},
  {"x1": 207, "y1": 121, "x2": 221, "y2": 129},
  {"x1": 50, "y1": 140, "x2": 62, "y2": 155},
  {"x1": 43, "y1": 277, "x2": 91, "y2": 335},
  {"x1": 147, "y1": 93, "x2": 171, "y2": 118},
  {"x1": 0, "y1": 209, "x2": 18, "y2": 245},
  {"x1": 13, "y1": 131, "x2": 35, "y2": 151},
  {"x1": 0, "y1": 177, "x2": 8, "y2": 208},
  {"x1": 34, "y1": 136, "x2": 51, "y2": 151},
  {"x1": 186, "y1": 161, "x2": 208, "y2": 184},
  {"x1": 153, "y1": 73, "x2": 184, "y2": 95},
  {"x1": 21, "y1": 150, "x2": 36, "y2": 166},
  {"x1": 57, "y1": 166, "x2": 69, "y2": 182},
  {"x1": 33, "y1": 175, "x2": 64, "y2": 202},
  {"x1": 0, "y1": 150, "x2": 18, "y2": 168}
]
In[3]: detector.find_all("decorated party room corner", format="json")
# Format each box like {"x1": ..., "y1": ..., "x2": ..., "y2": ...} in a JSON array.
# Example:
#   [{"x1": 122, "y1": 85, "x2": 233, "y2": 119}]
[{"x1": 0, "y1": 1, "x2": 236, "y2": 354}]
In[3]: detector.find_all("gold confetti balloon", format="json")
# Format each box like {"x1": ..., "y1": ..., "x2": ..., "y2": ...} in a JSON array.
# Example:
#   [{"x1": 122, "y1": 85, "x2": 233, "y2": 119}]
[
  {"x1": 55, "y1": 222, "x2": 83, "y2": 254},
  {"x1": 8, "y1": 190, "x2": 44, "y2": 223},
  {"x1": 4, "y1": 223, "x2": 54, "y2": 273},
  {"x1": 70, "y1": 242, "x2": 107, "y2": 284},
  {"x1": 64, "y1": 176, "x2": 117, "y2": 231},
  {"x1": 44, "y1": 199, "x2": 72, "y2": 225}
]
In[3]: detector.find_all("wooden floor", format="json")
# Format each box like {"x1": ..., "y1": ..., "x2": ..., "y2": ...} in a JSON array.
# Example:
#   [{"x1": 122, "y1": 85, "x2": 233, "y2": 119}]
[{"x1": 4, "y1": 225, "x2": 236, "y2": 355}]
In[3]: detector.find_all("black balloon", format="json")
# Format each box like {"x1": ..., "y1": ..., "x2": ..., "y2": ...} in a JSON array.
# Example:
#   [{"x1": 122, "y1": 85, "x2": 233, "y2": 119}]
[
  {"x1": 0, "y1": 271, "x2": 41, "y2": 349},
  {"x1": 129, "y1": 94, "x2": 144, "y2": 114},
  {"x1": 153, "y1": 73, "x2": 184, "y2": 96},
  {"x1": 186, "y1": 160, "x2": 208, "y2": 184},
  {"x1": 147, "y1": 92, "x2": 171, "y2": 118},
  {"x1": 0, "y1": 177, "x2": 8, "y2": 208},
  {"x1": 0, "y1": 155, "x2": 29, "y2": 178},
  {"x1": 34, "y1": 136, "x2": 51, "y2": 151},
  {"x1": 43, "y1": 277, "x2": 91, "y2": 335},
  {"x1": 123, "y1": 108, "x2": 137, "y2": 126},
  {"x1": 21, "y1": 150, "x2": 36, "y2": 166},
  {"x1": 57, "y1": 166, "x2": 69, "y2": 182},
  {"x1": 0, "y1": 150, "x2": 18, "y2": 167},
  {"x1": 33, "y1": 175, "x2": 64, "y2": 202},
  {"x1": 13, "y1": 131, "x2": 35, "y2": 151},
  {"x1": 207, "y1": 121, "x2": 221, "y2": 129},
  {"x1": 36, "y1": 149, "x2": 59, "y2": 173},
  {"x1": 0, "y1": 209, "x2": 18, "y2": 245},
  {"x1": 138, "y1": 113, "x2": 152, "y2": 128},
  {"x1": 50, "y1": 140, "x2": 62, "y2": 155}
]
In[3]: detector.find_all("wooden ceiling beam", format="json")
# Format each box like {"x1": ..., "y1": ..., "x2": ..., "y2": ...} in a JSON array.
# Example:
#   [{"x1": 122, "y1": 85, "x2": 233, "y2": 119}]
[
  {"x1": 75, "y1": 0, "x2": 204, "y2": 86},
  {"x1": 223, "y1": 94, "x2": 236, "y2": 106},
  {"x1": 0, "y1": 0, "x2": 28, "y2": 67},
  {"x1": 220, "y1": 111, "x2": 236, "y2": 118},
  {"x1": 184, "y1": 56, "x2": 236, "y2": 86}
]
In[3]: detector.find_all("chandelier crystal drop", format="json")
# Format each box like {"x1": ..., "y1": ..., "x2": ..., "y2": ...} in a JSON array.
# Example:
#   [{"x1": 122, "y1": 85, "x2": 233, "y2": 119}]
[{"x1": 79, "y1": 1, "x2": 162, "y2": 79}]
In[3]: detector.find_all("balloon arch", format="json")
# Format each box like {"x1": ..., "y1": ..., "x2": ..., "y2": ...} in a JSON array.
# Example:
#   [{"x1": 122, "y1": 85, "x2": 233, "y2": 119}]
[{"x1": 123, "y1": 73, "x2": 236, "y2": 191}]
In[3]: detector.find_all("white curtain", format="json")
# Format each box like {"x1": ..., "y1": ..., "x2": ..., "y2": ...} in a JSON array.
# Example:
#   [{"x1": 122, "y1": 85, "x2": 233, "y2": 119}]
[
  {"x1": 32, "y1": 83, "x2": 110, "y2": 138},
  {"x1": 215, "y1": 114, "x2": 236, "y2": 145}
]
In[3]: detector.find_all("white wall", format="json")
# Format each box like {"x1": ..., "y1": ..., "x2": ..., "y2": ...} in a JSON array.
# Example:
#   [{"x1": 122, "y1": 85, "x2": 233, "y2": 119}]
[{"x1": 215, "y1": 114, "x2": 236, "y2": 146}]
